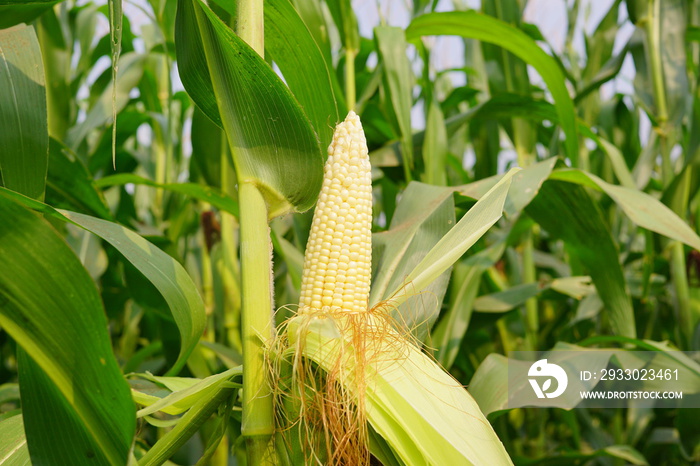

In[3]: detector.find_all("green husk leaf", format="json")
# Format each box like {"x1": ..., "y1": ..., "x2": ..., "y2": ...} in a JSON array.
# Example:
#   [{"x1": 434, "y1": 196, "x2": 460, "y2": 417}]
[
  {"x1": 286, "y1": 316, "x2": 513, "y2": 465},
  {"x1": 386, "y1": 168, "x2": 518, "y2": 308}
]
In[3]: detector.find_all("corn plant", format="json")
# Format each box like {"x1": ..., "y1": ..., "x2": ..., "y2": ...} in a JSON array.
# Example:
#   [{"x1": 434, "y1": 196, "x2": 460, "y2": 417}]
[{"x1": 1, "y1": 0, "x2": 700, "y2": 465}]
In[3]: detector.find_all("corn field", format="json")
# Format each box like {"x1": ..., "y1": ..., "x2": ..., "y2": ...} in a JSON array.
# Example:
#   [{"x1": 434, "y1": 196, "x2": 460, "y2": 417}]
[{"x1": 1, "y1": 0, "x2": 700, "y2": 464}]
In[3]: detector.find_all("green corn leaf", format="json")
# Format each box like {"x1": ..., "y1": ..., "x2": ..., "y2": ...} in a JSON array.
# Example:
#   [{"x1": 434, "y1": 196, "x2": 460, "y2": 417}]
[
  {"x1": 468, "y1": 353, "x2": 510, "y2": 417},
  {"x1": 370, "y1": 182, "x2": 455, "y2": 338},
  {"x1": 265, "y1": 0, "x2": 341, "y2": 151},
  {"x1": 386, "y1": 168, "x2": 518, "y2": 308},
  {"x1": 0, "y1": 0, "x2": 61, "y2": 29},
  {"x1": 526, "y1": 180, "x2": 636, "y2": 337},
  {"x1": 0, "y1": 415, "x2": 30, "y2": 465},
  {"x1": 0, "y1": 24, "x2": 48, "y2": 201},
  {"x1": 550, "y1": 169, "x2": 700, "y2": 251},
  {"x1": 406, "y1": 11, "x2": 579, "y2": 164},
  {"x1": 97, "y1": 173, "x2": 239, "y2": 217},
  {"x1": 0, "y1": 196, "x2": 135, "y2": 466},
  {"x1": 46, "y1": 138, "x2": 113, "y2": 219},
  {"x1": 431, "y1": 261, "x2": 483, "y2": 368},
  {"x1": 0, "y1": 188, "x2": 206, "y2": 376},
  {"x1": 190, "y1": 106, "x2": 224, "y2": 188},
  {"x1": 176, "y1": 0, "x2": 323, "y2": 217},
  {"x1": 131, "y1": 366, "x2": 241, "y2": 417},
  {"x1": 422, "y1": 99, "x2": 448, "y2": 186},
  {"x1": 375, "y1": 26, "x2": 414, "y2": 173}
]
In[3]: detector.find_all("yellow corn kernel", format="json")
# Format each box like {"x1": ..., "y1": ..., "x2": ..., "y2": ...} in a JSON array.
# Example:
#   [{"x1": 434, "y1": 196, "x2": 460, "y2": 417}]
[{"x1": 299, "y1": 111, "x2": 372, "y2": 314}]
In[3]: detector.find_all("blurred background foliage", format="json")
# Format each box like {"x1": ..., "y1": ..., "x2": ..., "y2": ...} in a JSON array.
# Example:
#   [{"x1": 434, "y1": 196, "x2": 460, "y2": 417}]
[{"x1": 1, "y1": 0, "x2": 700, "y2": 464}]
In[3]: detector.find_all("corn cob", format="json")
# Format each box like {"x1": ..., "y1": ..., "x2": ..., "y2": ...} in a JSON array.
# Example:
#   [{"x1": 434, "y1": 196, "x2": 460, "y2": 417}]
[
  {"x1": 299, "y1": 110, "x2": 372, "y2": 314},
  {"x1": 280, "y1": 112, "x2": 513, "y2": 465}
]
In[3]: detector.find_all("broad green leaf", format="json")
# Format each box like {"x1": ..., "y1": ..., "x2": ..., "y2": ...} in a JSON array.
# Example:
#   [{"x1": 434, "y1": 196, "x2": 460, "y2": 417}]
[
  {"x1": 472, "y1": 276, "x2": 594, "y2": 312},
  {"x1": 386, "y1": 168, "x2": 518, "y2": 308},
  {"x1": 406, "y1": 12, "x2": 579, "y2": 164},
  {"x1": 131, "y1": 366, "x2": 241, "y2": 417},
  {"x1": 265, "y1": 0, "x2": 340, "y2": 151},
  {"x1": 46, "y1": 138, "x2": 112, "y2": 219},
  {"x1": 657, "y1": 0, "x2": 689, "y2": 126},
  {"x1": 324, "y1": 0, "x2": 359, "y2": 51},
  {"x1": 0, "y1": 188, "x2": 206, "y2": 375},
  {"x1": 0, "y1": 415, "x2": 29, "y2": 465},
  {"x1": 581, "y1": 130, "x2": 636, "y2": 189},
  {"x1": 0, "y1": 23, "x2": 134, "y2": 466},
  {"x1": 37, "y1": 8, "x2": 72, "y2": 139},
  {"x1": 97, "y1": 173, "x2": 239, "y2": 217},
  {"x1": 376, "y1": 26, "x2": 414, "y2": 172},
  {"x1": 19, "y1": 354, "x2": 115, "y2": 465},
  {"x1": 138, "y1": 377, "x2": 239, "y2": 466},
  {"x1": 0, "y1": 24, "x2": 48, "y2": 201},
  {"x1": 176, "y1": 0, "x2": 323, "y2": 217},
  {"x1": 527, "y1": 180, "x2": 636, "y2": 337},
  {"x1": 190, "y1": 106, "x2": 224, "y2": 188},
  {"x1": 576, "y1": 0, "x2": 621, "y2": 122},
  {"x1": 286, "y1": 317, "x2": 513, "y2": 465},
  {"x1": 468, "y1": 353, "x2": 509, "y2": 416},
  {"x1": 473, "y1": 283, "x2": 542, "y2": 313},
  {"x1": 62, "y1": 209, "x2": 206, "y2": 375},
  {"x1": 550, "y1": 169, "x2": 700, "y2": 251},
  {"x1": 422, "y1": 99, "x2": 448, "y2": 186},
  {"x1": 0, "y1": 0, "x2": 61, "y2": 29},
  {"x1": 0, "y1": 196, "x2": 135, "y2": 465},
  {"x1": 503, "y1": 157, "x2": 558, "y2": 215}
]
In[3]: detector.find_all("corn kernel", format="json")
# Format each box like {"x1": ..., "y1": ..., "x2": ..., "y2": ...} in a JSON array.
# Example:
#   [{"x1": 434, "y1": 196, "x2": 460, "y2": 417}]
[{"x1": 299, "y1": 111, "x2": 372, "y2": 314}]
